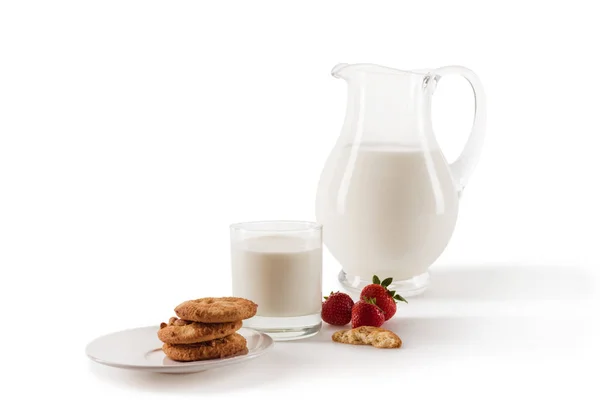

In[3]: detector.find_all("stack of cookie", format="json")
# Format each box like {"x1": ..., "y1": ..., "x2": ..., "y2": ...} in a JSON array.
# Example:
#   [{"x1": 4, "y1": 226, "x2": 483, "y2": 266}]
[{"x1": 158, "y1": 297, "x2": 258, "y2": 362}]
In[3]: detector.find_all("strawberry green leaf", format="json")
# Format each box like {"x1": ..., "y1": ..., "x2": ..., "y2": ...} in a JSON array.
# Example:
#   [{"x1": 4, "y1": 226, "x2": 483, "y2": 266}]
[
  {"x1": 363, "y1": 296, "x2": 377, "y2": 305},
  {"x1": 363, "y1": 297, "x2": 383, "y2": 311},
  {"x1": 373, "y1": 275, "x2": 381, "y2": 285},
  {"x1": 381, "y1": 277, "x2": 393, "y2": 287},
  {"x1": 394, "y1": 294, "x2": 408, "y2": 303},
  {"x1": 389, "y1": 290, "x2": 396, "y2": 297}
]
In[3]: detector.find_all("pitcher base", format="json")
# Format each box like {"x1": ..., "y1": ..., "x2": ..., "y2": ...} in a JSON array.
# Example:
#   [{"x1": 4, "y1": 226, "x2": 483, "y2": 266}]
[{"x1": 338, "y1": 270, "x2": 430, "y2": 297}]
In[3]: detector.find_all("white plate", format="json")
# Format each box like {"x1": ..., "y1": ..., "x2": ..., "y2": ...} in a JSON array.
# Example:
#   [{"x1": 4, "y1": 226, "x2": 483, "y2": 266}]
[{"x1": 86, "y1": 326, "x2": 274, "y2": 374}]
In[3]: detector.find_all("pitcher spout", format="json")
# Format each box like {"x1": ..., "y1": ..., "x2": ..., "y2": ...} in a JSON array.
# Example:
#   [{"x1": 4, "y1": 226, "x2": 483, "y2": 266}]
[{"x1": 331, "y1": 63, "x2": 351, "y2": 79}]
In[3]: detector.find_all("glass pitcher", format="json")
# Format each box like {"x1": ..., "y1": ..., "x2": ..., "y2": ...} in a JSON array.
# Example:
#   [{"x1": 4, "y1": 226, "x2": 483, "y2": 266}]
[{"x1": 315, "y1": 63, "x2": 486, "y2": 296}]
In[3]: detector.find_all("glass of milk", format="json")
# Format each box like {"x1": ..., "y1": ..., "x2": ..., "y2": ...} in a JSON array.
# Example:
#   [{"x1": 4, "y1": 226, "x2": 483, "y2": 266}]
[{"x1": 230, "y1": 221, "x2": 322, "y2": 341}]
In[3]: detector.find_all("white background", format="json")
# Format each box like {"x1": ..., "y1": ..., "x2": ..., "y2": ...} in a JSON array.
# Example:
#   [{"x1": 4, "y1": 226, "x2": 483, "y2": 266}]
[{"x1": 1, "y1": 1, "x2": 599, "y2": 399}]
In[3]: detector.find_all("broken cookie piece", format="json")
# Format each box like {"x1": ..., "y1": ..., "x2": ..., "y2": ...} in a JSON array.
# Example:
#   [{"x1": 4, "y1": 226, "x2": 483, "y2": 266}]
[{"x1": 332, "y1": 326, "x2": 402, "y2": 349}]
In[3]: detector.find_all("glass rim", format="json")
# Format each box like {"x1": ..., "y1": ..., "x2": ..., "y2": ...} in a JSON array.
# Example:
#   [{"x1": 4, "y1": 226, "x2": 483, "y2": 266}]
[{"x1": 230, "y1": 220, "x2": 322, "y2": 233}]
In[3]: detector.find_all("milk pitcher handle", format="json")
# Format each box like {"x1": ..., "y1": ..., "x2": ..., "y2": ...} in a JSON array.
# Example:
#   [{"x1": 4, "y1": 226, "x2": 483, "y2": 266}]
[{"x1": 433, "y1": 66, "x2": 486, "y2": 194}]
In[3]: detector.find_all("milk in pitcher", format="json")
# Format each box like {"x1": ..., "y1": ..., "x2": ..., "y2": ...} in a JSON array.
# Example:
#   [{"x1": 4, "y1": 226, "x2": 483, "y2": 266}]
[{"x1": 316, "y1": 143, "x2": 459, "y2": 281}]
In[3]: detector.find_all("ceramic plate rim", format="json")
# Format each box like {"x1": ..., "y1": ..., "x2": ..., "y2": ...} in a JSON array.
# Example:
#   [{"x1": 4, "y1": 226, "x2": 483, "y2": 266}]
[{"x1": 85, "y1": 326, "x2": 274, "y2": 372}]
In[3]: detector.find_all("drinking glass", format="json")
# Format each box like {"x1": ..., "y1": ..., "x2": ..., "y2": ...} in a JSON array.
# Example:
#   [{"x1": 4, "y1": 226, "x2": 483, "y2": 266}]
[{"x1": 230, "y1": 221, "x2": 322, "y2": 341}]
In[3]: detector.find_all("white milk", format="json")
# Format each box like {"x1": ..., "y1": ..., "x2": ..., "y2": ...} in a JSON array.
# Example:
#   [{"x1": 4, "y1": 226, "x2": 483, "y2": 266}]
[
  {"x1": 316, "y1": 144, "x2": 459, "y2": 280},
  {"x1": 231, "y1": 236, "x2": 322, "y2": 317}
]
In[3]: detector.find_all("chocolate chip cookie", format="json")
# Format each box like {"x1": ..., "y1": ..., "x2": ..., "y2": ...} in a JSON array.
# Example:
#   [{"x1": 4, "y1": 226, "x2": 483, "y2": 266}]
[
  {"x1": 158, "y1": 317, "x2": 242, "y2": 344},
  {"x1": 174, "y1": 297, "x2": 257, "y2": 323},
  {"x1": 162, "y1": 333, "x2": 248, "y2": 362}
]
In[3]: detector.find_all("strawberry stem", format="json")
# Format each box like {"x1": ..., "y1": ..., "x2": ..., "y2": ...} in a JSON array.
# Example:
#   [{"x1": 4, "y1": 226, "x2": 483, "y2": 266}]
[
  {"x1": 361, "y1": 296, "x2": 377, "y2": 305},
  {"x1": 361, "y1": 296, "x2": 384, "y2": 312}
]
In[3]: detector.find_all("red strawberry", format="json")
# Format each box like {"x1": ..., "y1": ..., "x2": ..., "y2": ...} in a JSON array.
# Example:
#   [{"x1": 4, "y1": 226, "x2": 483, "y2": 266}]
[
  {"x1": 360, "y1": 275, "x2": 408, "y2": 321},
  {"x1": 321, "y1": 291, "x2": 354, "y2": 326},
  {"x1": 351, "y1": 297, "x2": 385, "y2": 328}
]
